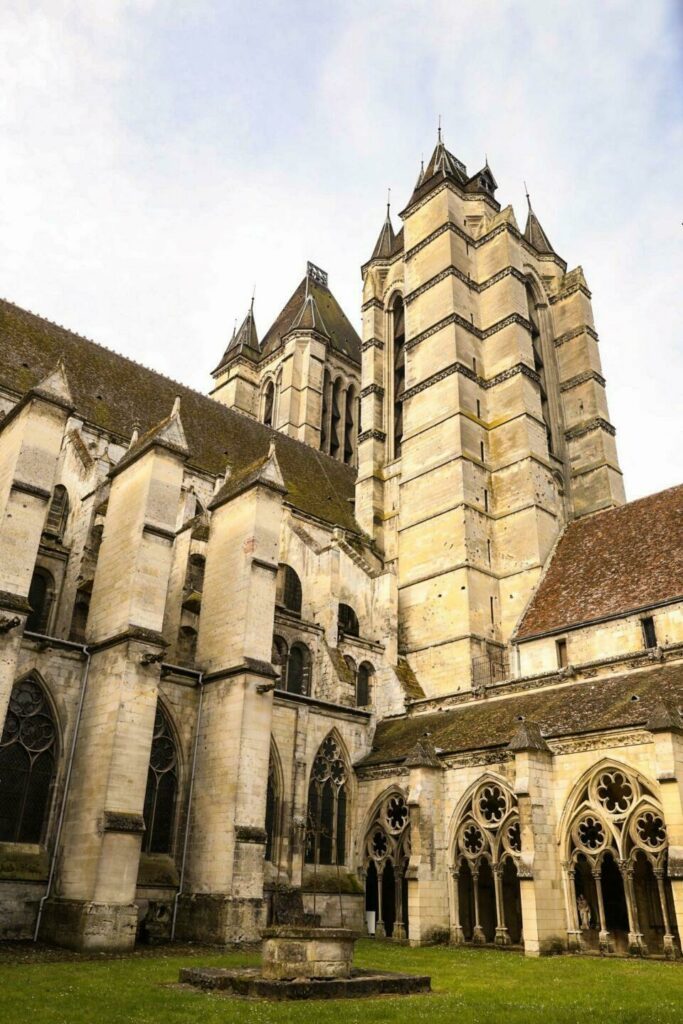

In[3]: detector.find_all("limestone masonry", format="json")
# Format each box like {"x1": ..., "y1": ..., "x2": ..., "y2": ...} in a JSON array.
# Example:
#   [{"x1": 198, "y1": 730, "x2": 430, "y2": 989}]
[{"x1": 0, "y1": 134, "x2": 681, "y2": 957}]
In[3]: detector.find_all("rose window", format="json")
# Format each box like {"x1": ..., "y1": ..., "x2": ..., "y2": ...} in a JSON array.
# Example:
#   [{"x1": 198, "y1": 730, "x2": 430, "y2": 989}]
[
  {"x1": 477, "y1": 784, "x2": 508, "y2": 825},
  {"x1": 462, "y1": 823, "x2": 485, "y2": 856},
  {"x1": 385, "y1": 795, "x2": 409, "y2": 833},
  {"x1": 330, "y1": 758, "x2": 346, "y2": 785},
  {"x1": 321, "y1": 736, "x2": 338, "y2": 761},
  {"x1": 596, "y1": 771, "x2": 634, "y2": 816},
  {"x1": 635, "y1": 811, "x2": 666, "y2": 850},
  {"x1": 313, "y1": 754, "x2": 330, "y2": 782},
  {"x1": 371, "y1": 829, "x2": 388, "y2": 859},
  {"x1": 577, "y1": 816, "x2": 605, "y2": 851}
]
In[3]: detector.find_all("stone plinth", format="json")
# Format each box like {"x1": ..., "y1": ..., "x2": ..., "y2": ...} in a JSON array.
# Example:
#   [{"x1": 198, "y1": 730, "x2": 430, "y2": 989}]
[{"x1": 261, "y1": 925, "x2": 354, "y2": 980}]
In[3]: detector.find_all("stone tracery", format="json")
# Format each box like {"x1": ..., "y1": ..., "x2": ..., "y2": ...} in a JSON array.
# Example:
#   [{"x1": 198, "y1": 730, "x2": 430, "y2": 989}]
[{"x1": 363, "y1": 790, "x2": 411, "y2": 940}]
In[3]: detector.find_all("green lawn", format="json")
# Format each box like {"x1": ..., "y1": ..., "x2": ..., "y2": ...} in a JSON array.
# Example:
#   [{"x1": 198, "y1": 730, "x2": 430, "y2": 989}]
[{"x1": 0, "y1": 940, "x2": 681, "y2": 1024}]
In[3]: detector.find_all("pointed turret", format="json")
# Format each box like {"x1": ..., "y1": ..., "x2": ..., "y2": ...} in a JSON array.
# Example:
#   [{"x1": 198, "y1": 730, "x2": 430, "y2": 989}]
[
  {"x1": 211, "y1": 299, "x2": 260, "y2": 376},
  {"x1": 112, "y1": 396, "x2": 190, "y2": 477},
  {"x1": 421, "y1": 125, "x2": 467, "y2": 185},
  {"x1": 465, "y1": 160, "x2": 498, "y2": 198},
  {"x1": 523, "y1": 188, "x2": 556, "y2": 255},
  {"x1": 370, "y1": 193, "x2": 396, "y2": 261}
]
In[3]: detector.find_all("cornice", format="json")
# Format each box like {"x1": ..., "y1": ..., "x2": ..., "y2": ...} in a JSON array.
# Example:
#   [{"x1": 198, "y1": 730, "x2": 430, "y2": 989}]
[
  {"x1": 559, "y1": 370, "x2": 606, "y2": 393},
  {"x1": 361, "y1": 338, "x2": 385, "y2": 351},
  {"x1": 550, "y1": 283, "x2": 592, "y2": 304},
  {"x1": 360, "y1": 383, "x2": 385, "y2": 399},
  {"x1": 358, "y1": 428, "x2": 387, "y2": 443},
  {"x1": 554, "y1": 324, "x2": 600, "y2": 348},
  {"x1": 564, "y1": 416, "x2": 616, "y2": 441},
  {"x1": 361, "y1": 298, "x2": 384, "y2": 312},
  {"x1": 404, "y1": 264, "x2": 528, "y2": 307},
  {"x1": 399, "y1": 360, "x2": 541, "y2": 405},
  {"x1": 405, "y1": 309, "x2": 533, "y2": 351}
]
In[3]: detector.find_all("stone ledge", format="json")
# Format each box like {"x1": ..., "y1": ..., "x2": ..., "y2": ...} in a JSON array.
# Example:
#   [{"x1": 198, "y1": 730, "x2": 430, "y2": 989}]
[{"x1": 179, "y1": 966, "x2": 431, "y2": 1001}]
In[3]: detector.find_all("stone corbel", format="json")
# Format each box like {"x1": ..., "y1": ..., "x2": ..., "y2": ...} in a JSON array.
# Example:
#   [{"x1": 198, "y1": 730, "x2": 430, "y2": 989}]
[{"x1": 0, "y1": 615, "x2": 21, "y2": 634}]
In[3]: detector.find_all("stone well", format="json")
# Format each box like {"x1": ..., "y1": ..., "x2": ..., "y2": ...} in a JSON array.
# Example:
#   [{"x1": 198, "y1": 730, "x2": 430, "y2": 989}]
[{"x1": 261, "y1": 925, "x2": 354, "y2": 980}]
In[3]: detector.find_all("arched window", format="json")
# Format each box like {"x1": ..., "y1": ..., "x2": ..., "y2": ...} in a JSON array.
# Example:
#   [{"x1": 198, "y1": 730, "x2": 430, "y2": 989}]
[
  {"x1": 305, "y1": 734, "x2": 348, "y2": 866},
  {"x1": 44, "y1": 485, "x2": 69, "y2": 541},
  {"x1": 142, "y1": 705, "x2": 178, "y2": 855},
  {"x1": 525, "y1": 283, "x2": 554, "y2": 456},
  {"x1": 343, "y1": 384, "x2": 356, "y2": 465},
  {"x1": 262, "y1": 380, "x2": 275, "y2": 427},
  {"x1": 330, "y1": 378, "x2": 343, "y2": 459},
  {"x1": 357, "y1": 662, "x2": 374, "y2": 707},
  {"x1": 364, "y1": 791, "x2": 411, "y2": 939},
  {"x1": 26, "y1": 568, "x2": 55, "y2": 635},
  {"x1": 321, "y1": 370, "x2": 332, "y2": 454},
  {"x1": 392, "y1": 296, "x2": 405, "y2": 459},
  {"x1": 276, "y1": 564, "x2": 302, "y2": 616},
  {"x1": 265, "y1": 746, "x2": 281, "y2": 863},
  {"x1": 338, "y1": 603, "x2": 359, "y2": 639},
  {"x1": 0, "y1": 677, "x2": 57, "y2": 843},
  {"x1": 187, "y1": 553, "x2": 205, "y2": 594},
  {"x1": 272, "y1": 634, "x2": 288, "y2": 687},
  {"x1": 69, "y1": 587, "x2": 91, "y2": 643},
  {"x1": 287, "y1": 642, "x2": 311, "y2": 696},
  {"x1": 274, "y1": 368, "x2": 283, "y2": 427}
]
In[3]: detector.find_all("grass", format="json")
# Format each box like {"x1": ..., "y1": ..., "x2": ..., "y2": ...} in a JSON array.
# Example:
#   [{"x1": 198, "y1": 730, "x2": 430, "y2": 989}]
[{"x1": 0, "y1": 939, "x2": 680, "y2": 1024}]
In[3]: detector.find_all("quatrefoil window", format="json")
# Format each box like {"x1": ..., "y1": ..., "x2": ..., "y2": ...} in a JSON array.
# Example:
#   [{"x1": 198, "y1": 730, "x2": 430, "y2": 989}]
[
  {"x1": 506, "y1": 820, "x2": 521, "y2": 853},
  {"x1": 371, "y1": 829, "x2": 388, "y2": 858},
  {"x1": 635, "y1": 811, "x2": 666, "y2": 850},
  {"x1": 385, "y1": 795, "x2": 409, "y2": 833},
  {"x1": 577, "y1": 816, "x2": 605, "y2": 851},
  {"x1": 596, "y1": 771, "x2": 634, "y2": 816}
]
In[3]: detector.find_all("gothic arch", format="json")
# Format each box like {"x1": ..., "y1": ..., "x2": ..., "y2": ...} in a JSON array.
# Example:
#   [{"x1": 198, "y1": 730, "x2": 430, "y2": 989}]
[
  {"x1": 362, "y1": 786, "x2": 411, "y2": 939},
  {"x1": 142, "y1": 696, "x2": 182, "y2": 855},
  {"x1": 304, "y1": 729, "x2": 352, "y2": 867},
  {"x1": 266, "y1": 738, "x2": 285, "y2": 864},
  {"x1": 557, "y1": 757, "x2": 660, "y2": 847}
]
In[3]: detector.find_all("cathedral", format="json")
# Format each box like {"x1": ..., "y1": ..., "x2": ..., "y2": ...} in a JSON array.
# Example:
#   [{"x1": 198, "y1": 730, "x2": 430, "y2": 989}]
[{"x1": 0, "y1": 132, "x2": 681, "y2": 959}]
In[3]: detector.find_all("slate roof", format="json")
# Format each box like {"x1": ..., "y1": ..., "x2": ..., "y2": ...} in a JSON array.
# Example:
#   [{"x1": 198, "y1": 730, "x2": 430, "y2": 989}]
[
  {"x1": 213, "y1": 304, "x2": 260, "y2": 373},
  {"x1": 516, "y1": 485, "x2": 683, "y2": 639},
  {"x1": 0, "y1": 298, "x2": 360, "y2": 532},
  {"x1": 370, "y1": 209, "x2": 396, "y2": 260},
  {"x1": 260, "y1": 276, "x2": 361, "y2": 364},
  {"x1": 358, "y1": 662, "x2": 683, "y2": 766},
  {"x1": 523, "y1": 208, "x2": 556, "y2": 255}
]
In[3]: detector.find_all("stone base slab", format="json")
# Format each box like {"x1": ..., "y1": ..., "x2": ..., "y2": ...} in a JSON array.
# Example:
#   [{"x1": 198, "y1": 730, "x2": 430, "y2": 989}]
[
  {"x1": 180, "y1": 966, "x2": 431, "y2": 1000},
  {"x1": 39, "y1": 898, "x2": 137, "y2": 952},
  {"x1": 261, "y1": 925, "x2": 354, "y2": 980}
]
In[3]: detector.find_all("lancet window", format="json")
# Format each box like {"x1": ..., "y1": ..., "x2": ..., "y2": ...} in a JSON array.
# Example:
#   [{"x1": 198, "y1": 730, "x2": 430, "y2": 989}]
[
  {"x1": 272, "y1": 636, "x2": 311, "y2": 696},
  {"x1": 43, "y1": 485, "x2": 69, "y2": 542},
  {"x1": 262, "y1": 380, "x2": 275, "y2": 427},
  {"x1": 265, "y1": 746, "x2": 282, "y2": 863},
  {"x1": 305, "y1": 734, "x2": 348, "y2": 866},
  {"x1": 275, "y1": 564, "x2": 302, "y2": 616},
  {"x1": 392, "y1": 296, "x2": 405, "y2": 459},
  {"x1": 564, "y1": 765, "x2": 678, "y2": 957},
  {"x1": 26, "y1": 567, "x2": 55, "y2": 635},
  {"x1": 142, "y1": 705, "x2": 178, "y2": 855},
  {"x1": 525, "y1": 283, "x2": 554, "y2": 457},
  {"x1": 450, "y1": 778, "x2": 522, "y2": 947},
  {"x1": 0, "y1": 676, "x2": 57, "y2": 844},
  {"x1": 364, "y1": 791, "x2": 411, "y2": 939}
]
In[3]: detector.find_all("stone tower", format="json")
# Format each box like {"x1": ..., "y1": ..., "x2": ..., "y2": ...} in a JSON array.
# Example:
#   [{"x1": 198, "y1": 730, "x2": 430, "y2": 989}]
[{"x1": 357, "y1": 132, "x2": 624, "y2": 697}]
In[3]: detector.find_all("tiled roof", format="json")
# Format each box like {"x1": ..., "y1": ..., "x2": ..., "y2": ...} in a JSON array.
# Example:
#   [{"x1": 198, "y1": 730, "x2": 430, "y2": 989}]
[
  {"x1": 523, "y1": 208, "x2": 556, "y2": 255},
  {"x1": 358, "y1": 662, "x2": 683, "y2": 766},
  {"x1": 260, "y1": 276, "x2": 361, "y2": 364},
  {"x1": 213, "y1": 304, "x2": 260, "y2": 373},
  {"x1": 0, "y1": 299, "x2": 360, "y2": 533},
  {"x1": 370, "y1": 210, "x2": 396, "y2": 260},
  {"x1": 516, "y1": 485, "x2": 683, "y2": 639}
]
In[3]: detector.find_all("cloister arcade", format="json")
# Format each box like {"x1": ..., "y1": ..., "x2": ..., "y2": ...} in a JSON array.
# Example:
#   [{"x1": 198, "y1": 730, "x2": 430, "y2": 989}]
[{"x1": 363, "y1": 790, "x2": 411, "y2": 939}]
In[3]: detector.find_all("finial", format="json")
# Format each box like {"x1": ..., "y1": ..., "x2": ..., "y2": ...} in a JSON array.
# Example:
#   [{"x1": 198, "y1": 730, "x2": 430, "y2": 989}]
[
  {"x1": 250, "y1": 285, "x2": 255, "y2": 315},
  {"x1": 172, "y1": 395, "x2": 181, "y2": 417},
  {"x1": 268, "y1": 438, "x2": 277, "y2": 460},
  {"x1": 130, "y1": 420, "x2": 140, "y2": 448},
  {"x1": 386, "y1": 186, "x2": 391, "y2": 218},
  {"x1": 437, "y1": 114, "x2": 442, "y2": 142},
  {"x1": 524, "y1": 181, "x2": 532, "y2": 211}
]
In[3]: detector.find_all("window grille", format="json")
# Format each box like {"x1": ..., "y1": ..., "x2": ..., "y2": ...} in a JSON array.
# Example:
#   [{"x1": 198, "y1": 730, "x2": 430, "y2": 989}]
[{"x1": 305, "y1": 734, "x2": 347, "y2": 866}]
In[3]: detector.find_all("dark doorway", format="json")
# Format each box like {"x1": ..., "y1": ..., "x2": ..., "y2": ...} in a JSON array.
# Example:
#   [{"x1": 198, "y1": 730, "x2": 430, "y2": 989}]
[
  {"x1": 502, "y1": 858, "x2": 523, "y2": 944},
  {"x1": 573, "y1": 853, "x2": 600, "y2": 949},
  {"x1": 602, "y1": 852, "x2": 629, "y2": 951},
  {"x1": 458, "y1": 860, "x2": 475, "y2": 940},
  {"x1": 633, "y1": 851, "x2": 664, "y2": 952},
  {"x1": 381, "y1": 861, "x2": 396, "y2": 937},
  {"x1": 365, "y1": 861, "x2": 378, "y2": 914},
  {"x1": 478, "y1": 859, "x2": 497, "y2": 942}
]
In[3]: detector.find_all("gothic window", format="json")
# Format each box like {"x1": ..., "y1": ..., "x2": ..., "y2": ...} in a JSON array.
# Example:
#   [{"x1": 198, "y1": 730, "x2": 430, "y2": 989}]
[
  {"x1": 392, "y1": 296, "x2": 405, "y2": 459},
  {"x1": 276, "y1": 564, "x2": 302, "y2": 616},
  {"x1": 305, "y1": 734, "x2": 348, "y2": 865},
  {"x1": 321, "y1": 370, "x2": 332, "y2": 454},
  {"x1": 142, "y1": 705, "x2": 178, "y2": 855},
  {"x1": 330, "y1": 378, "x2": 343, "y2": 459},
  {"x1": 364, "y1": 790, "x2": 411, "y2": 939},
  {"x1": 0, "y1": 677, "x2": 57, "y2": 844},
  {"x1": 556, "y1": 638, "x2": 568, "y2": 668},
  {"x1": 343, "y1": 384, "x2": 356, "y2": 465},
  {"x1": 451, "y1": 778, "x2": 522, "y2": 946},
  {"x1": 262, "y1": 380, "x2": 275, "y2": 427},
  {"x1": 43, "y1": 485, "x2": 69, "y2": 541},
  {"x1": 564, "y1": 764, "x2": 677, "y2": 955},
  {"x1": 287, "y1": 643, "x2": 311, "y2": 696},
  {"x1": 338, "y1": 603, "x2": 359, "y2": 639},
  {"x1": 272, "y1": 635, "x2": 288, "y2": 686},
  {"x1": 265, "y1": 748, "x2": 281, "y2": 863},
  {"x1": 357, "y1": 662, "x2": 374, "y2": 707},
  {"x1": 525, "y1": 283, "x2": 554, "y2": 456},
  {"x1": 26, "y1": 567, "x2": 55, "y2": 635},
  {"x1": 641, "y1": 617, "x2": 657, "y2": 649}
]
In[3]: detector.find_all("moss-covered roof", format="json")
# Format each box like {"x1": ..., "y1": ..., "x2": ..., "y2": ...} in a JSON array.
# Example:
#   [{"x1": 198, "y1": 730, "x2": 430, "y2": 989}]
[
  {"x1": 0, "y1": 298, "x2": 360, "y2": 533},
  {"x1": 260, "y1": 276, "x2": 361, "y2": 363},
  {"x1": 358, "y1": 662, "x2": 683, "y2": 766}
]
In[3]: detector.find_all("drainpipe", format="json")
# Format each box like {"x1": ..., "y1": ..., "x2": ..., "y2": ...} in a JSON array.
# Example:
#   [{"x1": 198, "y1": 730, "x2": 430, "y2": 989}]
[
  {"x1": 31, "y1": 633, "x2": 91, "y2": 942},
  {"x1": 171, "y1": 670, "x2": 204, "y2": 941}
]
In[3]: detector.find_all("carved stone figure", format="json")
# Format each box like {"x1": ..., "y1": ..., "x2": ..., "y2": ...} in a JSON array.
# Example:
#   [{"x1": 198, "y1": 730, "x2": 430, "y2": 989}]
[{"x1": 577, "y1": 894, "x2": 592, "y2": 930}]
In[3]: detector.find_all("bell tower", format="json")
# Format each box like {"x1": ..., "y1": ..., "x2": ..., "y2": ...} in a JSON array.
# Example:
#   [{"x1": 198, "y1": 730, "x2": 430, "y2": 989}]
[{"x1": 358, "y1": 132, "x2": 624, "y2": 698}]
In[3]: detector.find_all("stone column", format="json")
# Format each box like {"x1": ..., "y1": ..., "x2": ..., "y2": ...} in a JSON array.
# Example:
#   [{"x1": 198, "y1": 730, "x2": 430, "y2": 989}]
[
  {"x1": 494, "y1": 863, "x2": 511, "y2": 945},
  {"x1": 620, "y1": 861, "x2": 647, "y2": 956},
  {"x1": 648, "y1": 701, "x2": 683, "y2": 948},
  {"x1": 654, "y1": 867, "x2": 679, "y2": 959},
  {"x1": 593, "y1": 866, "x2": 611, "y2": 953},
  {"x1": 0, "y1": 363, "x2": 74, "y2": 726},
  {"x1": 508, "y1": 720, "x2": 565, "y2": 956},
  {"x1": 176, "y1": 441, "x2": 285, "y2": 944},
  {"x1": 562, "y1": 861, "x2": 582, "y2": 951},
  {"x1": 40, "y1": 402, "x2": 189, "y2": 951},
  {"x1": 448, "y1": 864, "x2": 464, "y2": 944},
  {"x1": 471, "y1": 865, "x2": 485, "y2": 943}
]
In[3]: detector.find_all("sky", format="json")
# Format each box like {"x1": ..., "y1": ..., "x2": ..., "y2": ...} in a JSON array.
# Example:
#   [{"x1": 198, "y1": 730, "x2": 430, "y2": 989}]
[{"x1": 0, "y1": 0, "x2": 681, "y2": 500}]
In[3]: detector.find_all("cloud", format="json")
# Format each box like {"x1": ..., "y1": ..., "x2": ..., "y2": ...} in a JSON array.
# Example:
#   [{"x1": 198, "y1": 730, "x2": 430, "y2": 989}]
[{"x1": 0, "y1": 0, "x2": 680, "y2": 499}]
